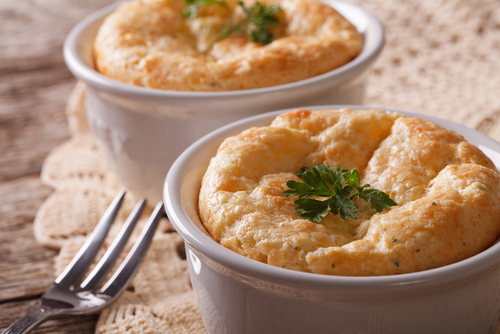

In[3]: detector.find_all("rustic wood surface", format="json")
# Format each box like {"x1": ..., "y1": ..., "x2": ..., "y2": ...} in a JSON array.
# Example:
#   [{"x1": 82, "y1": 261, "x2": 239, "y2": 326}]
[
  {"x1": 0, "y1": 1, "x2": 117, "y2": 332},
  {"x1": 1, "y1": 0, "x2": 499, "y2": 333}
]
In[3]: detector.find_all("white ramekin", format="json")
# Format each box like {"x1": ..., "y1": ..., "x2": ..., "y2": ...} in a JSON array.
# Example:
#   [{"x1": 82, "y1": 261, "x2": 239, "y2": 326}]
[
  {"x1": 164, "y1": 105, "x2": 500, "y2": 334},
  {"x1": 63, "y1": 0, "x2": 384, "y2": 202}
]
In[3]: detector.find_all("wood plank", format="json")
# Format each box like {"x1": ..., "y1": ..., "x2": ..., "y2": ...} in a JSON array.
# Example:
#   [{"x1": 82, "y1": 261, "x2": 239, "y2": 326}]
[
  {"x1": 0, "y1": 78, "x2": 73, "y2": 182},
  {"x1": 0, "y1": 4, "x2": 118, "y2": 334},
  {"x1": 0, "y1": 175, "x2": 53, "y2": 228},
  {"x1": 0, "y1": 176, "x2": 57, "y2": 301},
  {"x1": 0, "y1": 299, "x2": 97, "y2": 334},
  {"x1": 0, "y1": 0, "x2": 119, "y2": 182}
]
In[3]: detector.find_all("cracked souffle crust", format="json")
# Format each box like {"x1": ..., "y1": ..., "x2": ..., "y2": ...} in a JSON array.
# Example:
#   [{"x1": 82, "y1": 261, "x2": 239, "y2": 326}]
[
  {"x1": 198, "y1": 108, "x2": 500, "y2": 276},
  {"x1": 93, "y1": 0, "x2": 363, "y2": 91}
]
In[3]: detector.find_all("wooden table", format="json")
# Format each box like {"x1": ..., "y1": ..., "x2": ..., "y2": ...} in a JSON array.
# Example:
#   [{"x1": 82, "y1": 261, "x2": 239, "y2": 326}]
[
  {"x1": 2, "y1": 0, "x2": 500, "y2": 333},
  {"x1": 0, "y1": 1, "x2": 117, "y2": 332}
]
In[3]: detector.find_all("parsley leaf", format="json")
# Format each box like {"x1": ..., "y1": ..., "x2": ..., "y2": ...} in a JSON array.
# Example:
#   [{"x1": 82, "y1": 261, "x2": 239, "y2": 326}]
[
  {"x1": 182, "y1": 0, "x2": 282, "y2": 53},
  {"x1": 293, "y1": 198, "x2": 330, "y2": 224},
  {"x1": 362, "y1": 188, "x2": 398, "y2": 212},
  {"x1": 284, "y1": 164, "x2": 397, "y2": 223},
  {"x1": 250, "y1": 27, "x2": 273, "y2": 45},
  {"x1": 183, "y1": 0, "x2": 226, "y2": 19}
]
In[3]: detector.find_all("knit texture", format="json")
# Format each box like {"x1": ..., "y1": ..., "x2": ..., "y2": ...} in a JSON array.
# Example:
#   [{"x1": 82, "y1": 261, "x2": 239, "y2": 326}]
[
  {"x1": 34, "y1": 0, "x2": 500, "y2": 331},
  {"x1": 35, "y1": 83, "x2": 207, "y2": 333}
]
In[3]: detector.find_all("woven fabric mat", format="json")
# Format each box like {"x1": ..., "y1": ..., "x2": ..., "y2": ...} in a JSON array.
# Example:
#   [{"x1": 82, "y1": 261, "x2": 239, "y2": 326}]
[
  {"x1": 34, "y1": 0, "x2": 500, "y2": 332},
  {"x1": 35, "y1": 82, "x2": 207, "y2": 334}
]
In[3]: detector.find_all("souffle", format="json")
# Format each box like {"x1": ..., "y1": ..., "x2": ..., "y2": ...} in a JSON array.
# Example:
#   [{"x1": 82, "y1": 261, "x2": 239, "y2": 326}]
[
  {"x1": 93, "y1": 0, "x2": 363, "y2": 91},
  {"x1": 199, "y1": 109, "x2": 500, "y2": 276}
]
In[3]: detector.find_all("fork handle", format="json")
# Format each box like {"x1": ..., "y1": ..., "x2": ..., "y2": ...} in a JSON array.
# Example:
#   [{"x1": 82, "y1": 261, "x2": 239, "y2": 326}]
[{"x1": 1, "y1": 306, "x2": 57, "y2": 334}]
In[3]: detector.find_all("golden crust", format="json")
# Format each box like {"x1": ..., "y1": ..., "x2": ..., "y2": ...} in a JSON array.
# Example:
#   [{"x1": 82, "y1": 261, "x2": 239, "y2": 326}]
[
  {"x1": 93, "y1": 0, "x2": 363, "y2": 91},
  {"x1": 198, "y1": 109, "x2": 500, "y2": 276}
]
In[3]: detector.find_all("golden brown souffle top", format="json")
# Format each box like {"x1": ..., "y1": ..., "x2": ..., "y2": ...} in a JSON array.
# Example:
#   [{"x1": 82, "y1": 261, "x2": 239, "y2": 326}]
[
  {"x1": 199, "y1": 109, "x2": 500, "y2": 276},
  {"x1": 93, "y1": 0, "x2": 363, "y2": 91}
]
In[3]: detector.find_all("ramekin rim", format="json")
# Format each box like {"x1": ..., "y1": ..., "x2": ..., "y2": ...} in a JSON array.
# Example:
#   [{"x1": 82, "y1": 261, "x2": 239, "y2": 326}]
[
  {"x1": 63, "y1": 0, "x2": 385, "y2": 98},
  {"x1": 164, "y1": 104, "x2": 500, "y2": 290}
]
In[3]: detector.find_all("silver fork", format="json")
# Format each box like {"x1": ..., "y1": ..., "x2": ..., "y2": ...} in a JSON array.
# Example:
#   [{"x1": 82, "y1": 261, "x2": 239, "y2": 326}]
[{"x1": 2, "y1": 191, "x2": 164, "y2": 334}]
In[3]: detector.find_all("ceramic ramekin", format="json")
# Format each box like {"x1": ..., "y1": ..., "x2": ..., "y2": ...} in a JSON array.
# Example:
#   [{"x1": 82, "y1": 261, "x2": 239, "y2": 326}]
[
  {"x1": 164, "y1": 105, "x2": 500, "y2": 334},
  {"x1": 63, "y1": 1, "x2": 384, "y2": 202}
]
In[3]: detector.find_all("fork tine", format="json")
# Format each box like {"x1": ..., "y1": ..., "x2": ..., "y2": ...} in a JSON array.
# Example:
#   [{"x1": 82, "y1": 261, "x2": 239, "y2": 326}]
[
  {"x1": 79, "y1": 198, "x2": 147, "y2": 292},
  {"x1": 55, "y1": 191, "x2": 126, "y2": 288},
  {"x1": 99, "y1": 201, "x2": 165, "y2": 297}
]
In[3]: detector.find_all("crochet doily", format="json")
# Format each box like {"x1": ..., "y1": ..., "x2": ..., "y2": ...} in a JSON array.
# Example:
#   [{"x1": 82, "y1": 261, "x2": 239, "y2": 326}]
[
  {"x1": 35, "y1": 83, "x2": 207, "y2": 334},
  {"x1": 33, "y1": 0, "x2": 500, "y2": 331}
]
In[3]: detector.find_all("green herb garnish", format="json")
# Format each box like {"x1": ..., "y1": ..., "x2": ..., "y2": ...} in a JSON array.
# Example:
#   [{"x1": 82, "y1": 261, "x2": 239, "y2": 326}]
[
  {"x1": 283, "y1": 164, "x2": 397, "y2": 223},
  {"x1": 182, "y1": 0, "x2": 282, "y2": 53}
]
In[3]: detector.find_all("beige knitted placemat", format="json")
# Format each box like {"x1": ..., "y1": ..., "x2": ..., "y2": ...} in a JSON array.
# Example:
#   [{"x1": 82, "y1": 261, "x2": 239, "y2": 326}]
[
  {"x1": 33, "y1": 0, "x2": 500, "y2": 332},
  {"x1": 35, "y1": 82, "x2": 207, "y2": 334}
]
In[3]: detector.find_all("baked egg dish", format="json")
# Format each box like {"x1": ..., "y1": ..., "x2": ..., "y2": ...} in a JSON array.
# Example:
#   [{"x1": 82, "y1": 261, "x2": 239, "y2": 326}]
[
  {"x1": 93, "y1": 0, "x2": 363, "y2": 91},
  {"x1": 198, "y1": 109, "x2": 500, "y2": 276}
]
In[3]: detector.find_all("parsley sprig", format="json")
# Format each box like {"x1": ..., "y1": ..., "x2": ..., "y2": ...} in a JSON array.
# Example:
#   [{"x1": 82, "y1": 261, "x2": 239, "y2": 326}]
[
  {"x1": 283, "y1": 164, "x2": 397, "y2": 223},
  {"x1": 183, "y1": 0, "x2": 282, "y2": 53}
]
